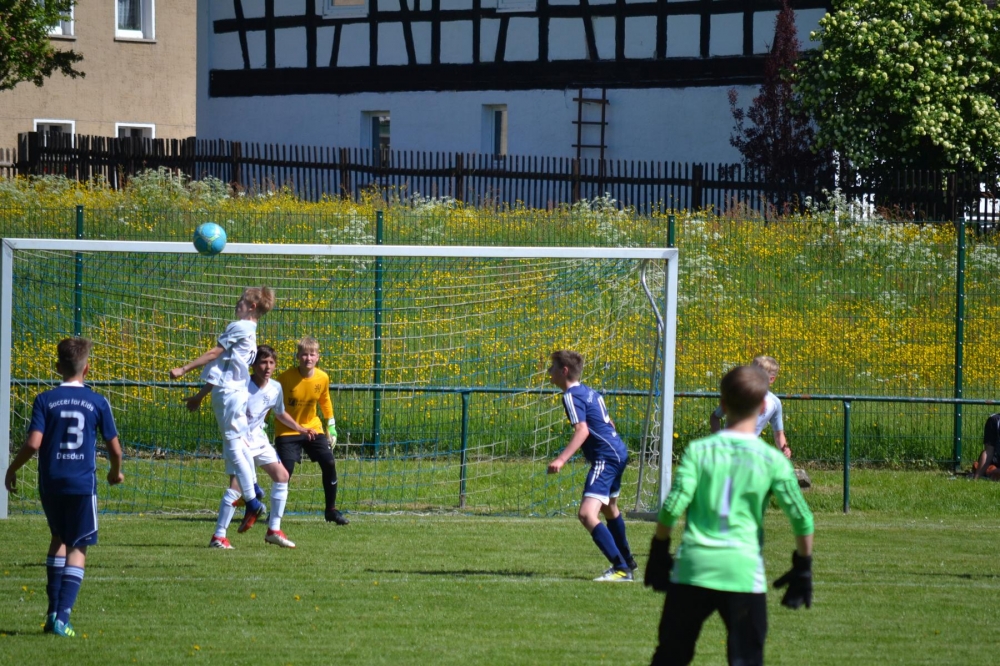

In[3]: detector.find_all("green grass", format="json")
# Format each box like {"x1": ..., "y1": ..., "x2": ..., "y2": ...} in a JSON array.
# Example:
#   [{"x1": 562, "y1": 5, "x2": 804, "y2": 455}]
[{"x1": 1, "y1": 470, "x2": 998, "y2": 665}]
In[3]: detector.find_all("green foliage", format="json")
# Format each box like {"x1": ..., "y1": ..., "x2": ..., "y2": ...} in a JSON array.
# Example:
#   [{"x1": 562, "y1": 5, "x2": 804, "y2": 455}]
[
  {"x1": 1, "y1": 471, "x2": 999, "y2": 665},
  {"x1": 796, "y1": 0, "x2": 1000, "y2": 171},
  {"x1": 0, "y1": 0, "x2": 83, "y2": 92}
]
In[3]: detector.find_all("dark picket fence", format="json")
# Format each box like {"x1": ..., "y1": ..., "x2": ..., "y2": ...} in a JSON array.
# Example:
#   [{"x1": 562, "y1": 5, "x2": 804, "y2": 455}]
[{"x1": 10, "y1": 131, "x2": 1000, "y2": 221}]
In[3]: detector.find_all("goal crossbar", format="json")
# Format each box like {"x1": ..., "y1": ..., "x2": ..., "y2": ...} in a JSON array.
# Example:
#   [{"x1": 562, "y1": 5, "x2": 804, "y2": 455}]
[{"x1": 1, "y1": 239, "x2": 676, "y2": 261}]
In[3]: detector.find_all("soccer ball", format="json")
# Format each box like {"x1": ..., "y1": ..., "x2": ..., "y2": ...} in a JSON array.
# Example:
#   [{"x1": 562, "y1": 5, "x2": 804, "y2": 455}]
[{"x1": 193, "y1": 222, "x2": 227, "y2": 256}]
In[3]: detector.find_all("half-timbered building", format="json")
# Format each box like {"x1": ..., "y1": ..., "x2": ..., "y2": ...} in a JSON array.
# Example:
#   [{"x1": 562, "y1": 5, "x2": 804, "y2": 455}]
[{"x1": 197, "y1": 0, "x2": 827, "y2": 162}]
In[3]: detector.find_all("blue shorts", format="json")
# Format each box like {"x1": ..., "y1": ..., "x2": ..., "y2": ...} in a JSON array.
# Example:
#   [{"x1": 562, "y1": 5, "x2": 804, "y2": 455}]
[
  {"x1": 41, "y1": 493, "x2": 98, "y2": 548},
  {"x1": 583, "y1": 457, "x2": 627, "y2": 505}
]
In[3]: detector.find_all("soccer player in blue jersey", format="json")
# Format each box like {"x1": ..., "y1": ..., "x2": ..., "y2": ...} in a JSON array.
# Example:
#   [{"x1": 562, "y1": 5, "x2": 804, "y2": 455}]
[
  {"x1": 645, "y1": 365, "x2": 814, "y2": 666},
  {"x1": 546, "y1": 350, "x2": 637, "y2": 582},
  {"x1": 171, "y1": 286, "x2": 274, "y2": 533},
  {"x1": 4, "y1": 338, "x2": 123, "y2": 638}
]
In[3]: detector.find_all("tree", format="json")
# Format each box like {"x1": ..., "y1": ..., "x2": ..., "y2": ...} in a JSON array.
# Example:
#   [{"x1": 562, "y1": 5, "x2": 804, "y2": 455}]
[
  {"x1": 729, "y1": 0, "x2": 833, "y2": 207},
  {"x1": 796, "y1": 0, "x2": 1000, "y2": 172},
  {"x1": 0, "y1": 0, "x2": 83, "y2": 92}
]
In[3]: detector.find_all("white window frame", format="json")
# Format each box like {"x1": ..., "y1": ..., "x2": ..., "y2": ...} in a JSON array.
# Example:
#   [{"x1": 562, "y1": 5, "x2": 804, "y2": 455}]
[
  {"x1": 116, "y1": 0, "x2": 155, "y2": 40},
  {"x1": 115, "y1": 123, "x2": 156, "y2": 140},
  {"x1": 33, "y1": 119, "x2": 76, "y2": 146},
  {"x1": 324, "y1": 0, "x2": 368, "y2": 19},
  {"x1": 482, "y1": 105, "x2": 508, "y2": 157},
  {"x1": 44, "y1": 3, "x2": 74, "y2": 37},
  {"x1": 497, "y1": 0, "x2": 536, "y2": 13}
]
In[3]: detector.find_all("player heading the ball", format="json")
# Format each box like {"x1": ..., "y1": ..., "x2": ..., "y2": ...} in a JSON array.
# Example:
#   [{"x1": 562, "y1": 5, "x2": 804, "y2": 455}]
[
  {"x1": 4, "y1": 338, "x2": 124, "y2": 638},
  {"x1": 170, "y1": 286, "x2": 275, "y2": 533},
  {"x1": 645, "y1": 365, "x2": 814, "y2": 666},
  {"x1": 546, "y1": 350, "x2": 637, "y2": 582},
  {"x1": 185, "y1": 345, "x2": 318, "y2": 549}
]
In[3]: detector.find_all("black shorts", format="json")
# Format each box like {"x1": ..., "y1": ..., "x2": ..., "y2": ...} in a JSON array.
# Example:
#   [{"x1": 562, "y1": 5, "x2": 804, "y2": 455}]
[
  {"x1": 275, "y1": 433, "x2": 334, "y2": 465},
  {"x1": 652, "y1": 583, "x2": 767, "y2": 666},
  {"x1": 984, "y1": 414, "x2": 1000, "y2": 463}
]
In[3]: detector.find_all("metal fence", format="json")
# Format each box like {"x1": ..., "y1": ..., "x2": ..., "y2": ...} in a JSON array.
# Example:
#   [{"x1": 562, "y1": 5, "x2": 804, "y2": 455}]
[{"x1": 0, "y1": 205, "x2": 996, "y2": 479}]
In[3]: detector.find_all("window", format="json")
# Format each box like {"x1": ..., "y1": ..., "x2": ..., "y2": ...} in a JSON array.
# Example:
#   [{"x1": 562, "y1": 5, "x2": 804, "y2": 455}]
[
  {"x1": 40, "y1": 1, "x2": 74, "y2": 37},
  {"x1": 33, "y1": 119, "x2": 75, "y2": 146},
  {"x1": 116, "y1": 123, "x2": 155, "y2": 140},
  {"x1": 116, "y1": 0, "x2": 154, "y2": 40},
  {"x1": 483, "y1": 105, "x2": 508, "y2": 157},
  {"x1": 364, "y1": 112, "x2": 390, "y2": 166},
  {"x1": 497, "y1": 0, "x2": 536, "y2": 13},
  {"x1": 324, "y1": 0, "x2": 367, "y2": 19}
]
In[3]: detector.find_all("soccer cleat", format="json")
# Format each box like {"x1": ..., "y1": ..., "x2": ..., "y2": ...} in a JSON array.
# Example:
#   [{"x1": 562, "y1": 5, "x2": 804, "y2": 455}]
[
  {"x1": 264, "y1": 529, "x2": 296, "y2": 548},
  {"x1": 209, "y1": 535, "x2": 234, "y2": 549},
  {"x1": 52, "y1": 619, "x2": 76, "y2": 638},
  {"x1": 626, "y1": 557, "x2": 639, "y2": 572},
  {"x1": 237, "y1": 503, "x2": 267, "y2": 534},
  {"x1": 594, "y1": 567, "x2": 634, "y2": 582},
  {"x1": 325, "y1": 509, "x2": 350, "y2": 525},
  {"x1": 43, "y1": 612, "x2": 56, "y2": 633}
]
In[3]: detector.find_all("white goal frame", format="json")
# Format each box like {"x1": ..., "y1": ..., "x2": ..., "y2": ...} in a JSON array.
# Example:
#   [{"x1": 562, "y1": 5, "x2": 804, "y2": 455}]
[{"x1": 0, "y1": 239, "x2": 678, "y2": 519}]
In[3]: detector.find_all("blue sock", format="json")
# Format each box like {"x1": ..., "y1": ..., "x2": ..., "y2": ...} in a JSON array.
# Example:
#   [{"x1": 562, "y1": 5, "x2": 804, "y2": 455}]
[
  {"x1": 606, "y1": 514, "x2": 634, "y2": 563},
  {"x1": 45, "y1": 556, "x2": 66, "y2": 615},
  {"x1": 254, "y1": 482, "x2": 265, "y2": 501},
  {"x1": 56, "y1": 566, "x2": 84, "y2": 624},
  {"x1": 245, "y1": 496, "x2": 264, "y2": 514},
  {"x1": 590, "y1": 523, "x2": 626, "y2": 570}
]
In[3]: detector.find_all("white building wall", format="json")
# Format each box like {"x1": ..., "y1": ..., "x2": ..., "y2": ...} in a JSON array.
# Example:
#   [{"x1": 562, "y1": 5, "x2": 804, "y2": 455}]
[
  {"x1": 198, "y1": 87, "x2": 755, "y2": 163},
  {"x1": 197, "y1": 0, "x2": 826, "y2": 164}
]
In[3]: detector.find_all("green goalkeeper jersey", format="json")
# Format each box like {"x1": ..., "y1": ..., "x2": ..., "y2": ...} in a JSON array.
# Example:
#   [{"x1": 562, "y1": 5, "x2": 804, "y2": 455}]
[{"x1": 658, "y1": 430, "x2": 814, "y2": 593}]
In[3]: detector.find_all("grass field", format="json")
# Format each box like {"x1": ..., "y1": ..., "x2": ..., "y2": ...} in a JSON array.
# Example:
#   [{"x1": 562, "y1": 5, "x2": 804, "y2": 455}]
[{"x1": 1, "y1": 470, "x2": 998, "y2": 665}]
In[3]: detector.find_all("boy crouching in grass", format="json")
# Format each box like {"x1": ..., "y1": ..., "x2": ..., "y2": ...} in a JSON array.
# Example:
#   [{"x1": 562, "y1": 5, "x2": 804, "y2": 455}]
[{"x1": 4, "y1": 338, "x2": 124, "y2": 638}]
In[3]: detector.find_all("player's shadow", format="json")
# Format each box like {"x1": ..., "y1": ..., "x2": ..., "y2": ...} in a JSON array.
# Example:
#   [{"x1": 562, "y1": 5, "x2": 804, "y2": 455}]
[
  {"x1": 909, "y1": 571, "x2": 999, "y2": 581},
  {"x1": 367, "y1": 568, "x2": 538, "y2": 578},
  {"x1": 0, "y1": 629, "x2": 26, "y2": 636}
]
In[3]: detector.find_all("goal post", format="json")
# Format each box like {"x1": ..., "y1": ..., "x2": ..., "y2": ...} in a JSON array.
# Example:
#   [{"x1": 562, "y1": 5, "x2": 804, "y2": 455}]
[{"x1": 0, "y1": 239, "x2": 678, "y2": 519}]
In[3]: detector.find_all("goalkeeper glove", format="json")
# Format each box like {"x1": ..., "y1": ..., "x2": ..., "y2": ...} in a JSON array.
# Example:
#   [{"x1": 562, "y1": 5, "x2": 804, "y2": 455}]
[
  {"x1": 643, "y1": 535, "x2": 674, "y2": 592},
  {"x1": 327, "y1": 418, "x2": 337, "y2": 447},
  {"x1": 773, "y1": 551, "x2": 813, "y2": 610}
]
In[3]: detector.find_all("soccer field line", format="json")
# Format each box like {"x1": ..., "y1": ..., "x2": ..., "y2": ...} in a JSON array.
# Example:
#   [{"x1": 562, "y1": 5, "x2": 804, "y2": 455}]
[{"x1": 2, "y1": 574, "x2": 993, "y2": 589}]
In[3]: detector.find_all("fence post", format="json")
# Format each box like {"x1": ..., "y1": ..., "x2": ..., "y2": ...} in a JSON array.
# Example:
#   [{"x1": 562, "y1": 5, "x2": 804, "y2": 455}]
[
  {"x1": 843, "y1": 400, "x2": 851, "y2": 514},
  {"x1": 372, "y1": 210, "x2": 384, "y2": 456},
  {"x1": 230, "y1": 141, "x2": 243, "y2": 191},
  {"x1": 74, "y1": 205, "x2": 84, "y2": 337},
  {"x1": 459, "y1": 391, "x2": 470, "y2": 509},
  {"x1": 17, "y1": 132, "x2": 40, "y2": 176},
  {"x1": 339, "y1": 147, "x2": 352, "y2": 200},
  {"x1": 667, "y1": 214, "x2": 676, "y2": 248},
  {"x1": 454, "y1": 153, "x2": 465, "y2": 202},
  {"x1": 691, "y1": 164, "x2": 703, "y2": 210},
  {"x1": 571, "y1": 158, "x2": 581, "y2": 202},
  {"x1": 953, "y1": 216, "x2": 966, "y2": 471}
]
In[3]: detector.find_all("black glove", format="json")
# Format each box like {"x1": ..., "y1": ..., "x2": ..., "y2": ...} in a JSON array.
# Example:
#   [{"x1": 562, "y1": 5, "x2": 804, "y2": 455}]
[
  {"x1": 643, "y1": 536, "x2": 674, "y2": 592},
  {"x1": 773, "y1": 551, "x2": 812, "y2": 609}
]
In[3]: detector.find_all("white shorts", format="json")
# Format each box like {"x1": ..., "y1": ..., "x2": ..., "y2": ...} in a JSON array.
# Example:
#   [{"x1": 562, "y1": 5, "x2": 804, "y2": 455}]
[
  {"x1": 224, "y1": 429, "x2": 279, "y2": 475},
  {"x1": 212, "y1": 385, "x2": 249, "y2": 441}
]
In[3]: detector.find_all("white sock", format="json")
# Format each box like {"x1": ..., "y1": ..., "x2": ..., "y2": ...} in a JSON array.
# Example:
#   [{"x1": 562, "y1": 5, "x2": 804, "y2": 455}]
[
  {"x1": 215, "y1": 488, "x2": 241, "y2": 537},
  {"x1": 268, "y1": 482, "x2": 288, "y2": 531}
]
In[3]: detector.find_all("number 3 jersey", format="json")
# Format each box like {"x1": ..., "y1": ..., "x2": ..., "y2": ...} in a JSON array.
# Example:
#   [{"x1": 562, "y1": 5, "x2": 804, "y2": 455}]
[
  {"x1": 561, "y1": 383, "x2": 628, "y2": 464},
  {"x1": 30, "y1": 382, "x2": 118, "y2": 495}
]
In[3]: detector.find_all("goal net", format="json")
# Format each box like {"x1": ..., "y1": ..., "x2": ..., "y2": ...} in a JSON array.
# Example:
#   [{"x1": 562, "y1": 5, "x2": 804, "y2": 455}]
[{"x1": 0, "y1": 240, "x2": 677, "y2": 518}]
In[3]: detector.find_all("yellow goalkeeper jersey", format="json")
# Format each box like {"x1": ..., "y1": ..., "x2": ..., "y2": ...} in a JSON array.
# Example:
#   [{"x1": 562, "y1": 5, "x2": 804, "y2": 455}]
[{"x1": 274, "y1": 367, "x2": 333, "y2": 438}]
